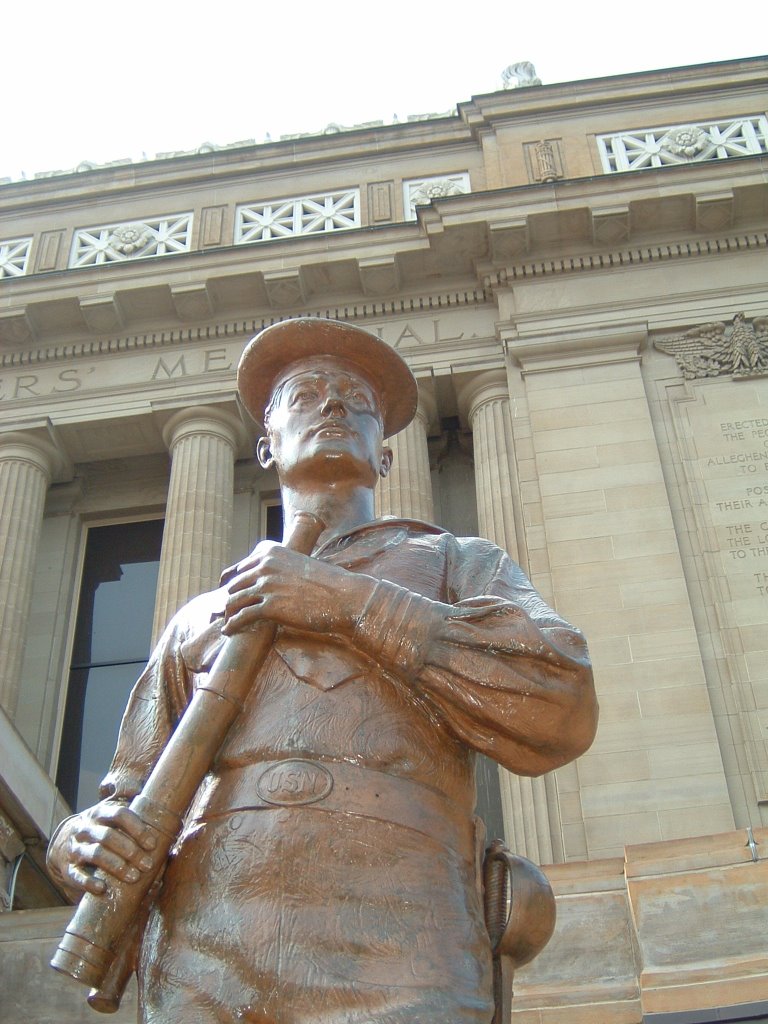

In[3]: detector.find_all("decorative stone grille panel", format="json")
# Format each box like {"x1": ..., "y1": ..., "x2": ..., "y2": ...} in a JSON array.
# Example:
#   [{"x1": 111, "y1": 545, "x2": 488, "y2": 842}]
[
  {"x1": 0, "y1": 237, "x2": 32, "y2": 279},
  {"x1": 597, "y1": 116, "x2": 768, "y2": 173},
  {"x1": 69, "y1": 214, "x2": 193, "y2": 268},
  {"x1": 404, "y1": 174, "x2": 471, "y2": 220},
  {"x1": 235, "y1": 190, "x2": 360, "y2": 244}
]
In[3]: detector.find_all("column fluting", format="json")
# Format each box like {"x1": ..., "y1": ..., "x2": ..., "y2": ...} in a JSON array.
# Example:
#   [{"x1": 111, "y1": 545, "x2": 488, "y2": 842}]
[
  {"x1": 375, "y1": 390, "x2": 435, "y2": 522},
  {"x1": 152, "y1": 409, "x2": 240, "y2": 644},
  {"x1": 0, "y1": 434, "x2": 55, "y2": 718},
  {"x1": 461, "y1": 370, "x2": 553, "y2": 863}
]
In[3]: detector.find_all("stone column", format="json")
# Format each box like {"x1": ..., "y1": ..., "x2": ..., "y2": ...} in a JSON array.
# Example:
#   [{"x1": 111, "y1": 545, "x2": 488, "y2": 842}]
[
  {"x1": 0, "y1": 434, "x2": 56, "y2": 719},
  {"x1": 460, "y1": 370, "x2": 553, "y2": 863},
  {"x1": 375, "y1": 389, "x2": 435, "y2": 522},
  {"x1": 152, "y1": 409, "x2": 241, "y2": 644}
]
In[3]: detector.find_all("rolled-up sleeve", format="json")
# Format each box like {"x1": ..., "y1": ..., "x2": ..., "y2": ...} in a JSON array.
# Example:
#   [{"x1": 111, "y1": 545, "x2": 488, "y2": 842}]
[{"x1": 353, "y1": 536, "x2": 597, "y2": 776}]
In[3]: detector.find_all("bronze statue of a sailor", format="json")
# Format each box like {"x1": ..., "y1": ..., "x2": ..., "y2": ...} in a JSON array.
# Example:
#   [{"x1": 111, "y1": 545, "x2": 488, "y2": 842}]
[{"x1": 49, "y1": 318, "x2": 597, "y2": 1023}]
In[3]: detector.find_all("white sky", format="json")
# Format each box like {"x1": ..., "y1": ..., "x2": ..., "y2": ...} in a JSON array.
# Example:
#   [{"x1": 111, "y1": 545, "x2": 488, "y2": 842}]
[{"x1": 3, "y1": 0, "x2": 765, "y2": 182}]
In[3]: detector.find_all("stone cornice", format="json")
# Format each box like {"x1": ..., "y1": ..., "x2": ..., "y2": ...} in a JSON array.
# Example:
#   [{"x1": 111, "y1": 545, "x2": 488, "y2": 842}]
[
  {"x1": 458, "y1": 57, "x2": 768, "y2": 135},
  {"x1": 0, "y1": 287, "x2": 491, "y2": 369},
  {"x1": 482, "y1": 230, "x2": 768, "y2": 288},
  {"x1": 2, "y1": 163, "x2": 765, "y2": 362}
]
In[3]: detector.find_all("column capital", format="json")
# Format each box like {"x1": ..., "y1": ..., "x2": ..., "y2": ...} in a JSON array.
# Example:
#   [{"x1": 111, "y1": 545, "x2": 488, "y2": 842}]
[
  {"x1": 0, "y1": 430, "x2": 61, "y2": 482},
  {"x1": 500, "y1": 321, "x2": 647, "y2": 375},
  {"x1": 161, "y1": 406, "x2": 246, "y2": 455},
  {"x1": 456, "y1": 369, "x2": 509, "y2": 426},
  {"x1": 413, "y1": 383, "x2": 438, "y2": 433}
]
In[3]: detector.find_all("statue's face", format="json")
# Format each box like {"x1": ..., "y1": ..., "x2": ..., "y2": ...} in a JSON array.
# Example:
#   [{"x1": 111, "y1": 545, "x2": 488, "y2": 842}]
[{"x1": 259, "y1": 357, "x2": 391, "y2": 487}]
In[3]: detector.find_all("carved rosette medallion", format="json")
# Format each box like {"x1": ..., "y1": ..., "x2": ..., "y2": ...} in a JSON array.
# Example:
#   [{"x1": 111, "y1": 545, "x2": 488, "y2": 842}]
[
  {"x1": 655, "y1": 312, "x2": 768, "y2": 379},
  {"x1": 110, "y1": 223, "x2": 151, "y2": 255},
  {"x1": 661, "y1": 125, "x2": 710, "y2": 158},
  {"x1": 410, "y1": 179, "x2": 466, "y2": 206},
  {"x1": 404, "y1": 174, "x2": 471, "y2": 220}
]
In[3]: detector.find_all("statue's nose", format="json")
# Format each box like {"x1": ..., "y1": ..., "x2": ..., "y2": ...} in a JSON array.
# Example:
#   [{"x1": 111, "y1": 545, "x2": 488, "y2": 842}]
[{"x1": 320, "y1": 395, "x2": 347, "y2": 417}]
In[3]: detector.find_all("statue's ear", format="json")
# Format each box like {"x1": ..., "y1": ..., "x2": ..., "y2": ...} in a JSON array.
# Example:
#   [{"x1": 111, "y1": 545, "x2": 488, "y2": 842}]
[
  {"x1": 380, "y1": 446, "x2": 394, "y2": 479},
  {"x1": 256, "y1": 436, "x2": 274, "y2": 469}
]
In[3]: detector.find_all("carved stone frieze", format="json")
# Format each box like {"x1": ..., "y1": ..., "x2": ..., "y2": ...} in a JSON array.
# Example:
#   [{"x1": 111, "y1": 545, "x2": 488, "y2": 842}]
[{"x1": 655, "y1": 312, "x2": 768, "y2": 379}]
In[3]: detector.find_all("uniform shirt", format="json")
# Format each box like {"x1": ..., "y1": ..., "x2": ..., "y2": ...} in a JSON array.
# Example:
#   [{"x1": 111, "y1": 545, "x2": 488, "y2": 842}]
[{"x1": 99, "y1": 520, "x2": 596, "y2": 1024}]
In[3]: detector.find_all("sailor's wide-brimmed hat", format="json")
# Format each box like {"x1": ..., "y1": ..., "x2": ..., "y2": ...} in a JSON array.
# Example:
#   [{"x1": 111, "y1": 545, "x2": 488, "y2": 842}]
[{"x1": 237, "y1": 317, "x2": 417, "y2": 438}]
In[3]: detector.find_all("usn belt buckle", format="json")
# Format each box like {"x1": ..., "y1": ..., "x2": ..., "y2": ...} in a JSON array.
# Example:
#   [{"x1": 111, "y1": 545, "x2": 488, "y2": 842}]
[{"x1": 256, "y1": 759, "x2": 334, "y2": 807}]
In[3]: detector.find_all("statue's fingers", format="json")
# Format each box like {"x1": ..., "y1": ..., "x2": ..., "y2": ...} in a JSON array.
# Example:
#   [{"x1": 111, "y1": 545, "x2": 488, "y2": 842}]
[
  {"x1": 74, "y1": 841, "x2": 143, "y2": 884},
  {"x1": 226, "y1": 566, "x2": 264, "y2": 593},
  {"x1": 85, "y1": 825, "x2": 153, "y2": 871},
  {"x1": 107, "y1": 806, "x2": 158, "y2": 852},
  {"x1": 220, "y1": 605, "x2": 266, "y2": 635},
  {"x1": 67, "y1": 863, "x2": 107, "y2": 896}
]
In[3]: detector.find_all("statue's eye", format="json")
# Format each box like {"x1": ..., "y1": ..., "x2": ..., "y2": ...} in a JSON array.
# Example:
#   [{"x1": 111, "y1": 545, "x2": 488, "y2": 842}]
[{"x1": 291, "y1": 387, "x2": 318, "y2": 403}]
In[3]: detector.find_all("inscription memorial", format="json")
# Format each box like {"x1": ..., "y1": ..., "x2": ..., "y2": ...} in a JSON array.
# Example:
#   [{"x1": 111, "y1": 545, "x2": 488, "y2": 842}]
[
  {"x1": 669, "y1": 375, "x2": 768, "y2": 800},
  {"x1": 699, "y1": 414, "x2": 768, "y2": 594}
]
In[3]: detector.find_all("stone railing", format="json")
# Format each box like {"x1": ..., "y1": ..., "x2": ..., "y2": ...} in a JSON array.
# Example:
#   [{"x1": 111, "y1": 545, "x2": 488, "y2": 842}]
[
  {"x1": 0, "y1": 237, "x2": 32, "y2": 279},
  {"x1": 235, "y1": 189, "x2": 360, "y2": 244},
  {"x1": 597, "y1": 115, "x2": 768, "y2": 173},
  {"x1": 69, "y1": 214, "x2": 194, "y2": 267}
]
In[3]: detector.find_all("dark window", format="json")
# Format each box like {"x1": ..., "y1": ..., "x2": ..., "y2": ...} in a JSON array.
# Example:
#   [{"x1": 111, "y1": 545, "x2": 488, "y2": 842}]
[
  {"x1": 265, "y1": 502, "x2": 284, "y2": 541},
  {"x1": 56, "y1": 520, "x2": 164, "y2": 811}
]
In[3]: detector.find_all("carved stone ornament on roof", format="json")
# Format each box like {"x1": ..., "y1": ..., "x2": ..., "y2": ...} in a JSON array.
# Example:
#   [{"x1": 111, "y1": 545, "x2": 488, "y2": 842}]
[
  {"x1": 501, "y1": 62, "x2": 542, "y2": 88},
  {"x1": 655, "y1": 312, "x2": 768, "y2": 379}
]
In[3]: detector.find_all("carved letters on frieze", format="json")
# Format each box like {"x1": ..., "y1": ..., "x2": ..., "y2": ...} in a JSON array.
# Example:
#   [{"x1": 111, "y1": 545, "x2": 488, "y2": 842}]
[{"x1": 655, "y1": 312, "x2": 768, "y2": 379}]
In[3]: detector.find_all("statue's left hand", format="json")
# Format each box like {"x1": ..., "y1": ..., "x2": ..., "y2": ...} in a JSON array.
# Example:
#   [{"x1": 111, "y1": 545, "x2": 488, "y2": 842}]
[{"x1": 222, "y1": 541, "x2": 376, "y2": 637}]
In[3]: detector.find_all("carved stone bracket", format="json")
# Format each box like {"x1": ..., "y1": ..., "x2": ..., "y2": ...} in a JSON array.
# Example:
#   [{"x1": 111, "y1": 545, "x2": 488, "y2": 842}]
[{"x1": 655, "y1": 312, "x2": 768, "y2": 379}]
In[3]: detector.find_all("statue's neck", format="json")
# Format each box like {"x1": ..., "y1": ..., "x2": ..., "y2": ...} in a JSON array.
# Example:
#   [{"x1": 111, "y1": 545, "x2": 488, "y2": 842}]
[{"x1": 279, "y1": 483, "x2": 376, "y2": 548}]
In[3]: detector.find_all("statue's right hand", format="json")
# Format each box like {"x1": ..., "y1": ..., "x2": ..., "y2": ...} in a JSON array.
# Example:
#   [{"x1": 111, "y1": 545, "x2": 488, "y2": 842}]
[{"x1": 61, "y1": 801, "x2": 158, "y2": 896}]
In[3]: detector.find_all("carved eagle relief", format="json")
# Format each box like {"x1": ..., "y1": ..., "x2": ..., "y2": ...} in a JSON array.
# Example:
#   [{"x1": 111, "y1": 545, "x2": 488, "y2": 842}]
[{"x1": 655, "y1": 312, "x2": 768, "y2": 379}]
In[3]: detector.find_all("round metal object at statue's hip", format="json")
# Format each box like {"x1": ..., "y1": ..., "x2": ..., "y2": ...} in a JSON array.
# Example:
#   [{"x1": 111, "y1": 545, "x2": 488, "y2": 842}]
[{"x1": 256, "y1": 759, "x2": 334, "y2": 806}]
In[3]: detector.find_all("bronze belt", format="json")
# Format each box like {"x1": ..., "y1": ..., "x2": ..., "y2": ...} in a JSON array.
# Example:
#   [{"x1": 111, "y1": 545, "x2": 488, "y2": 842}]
[{"x1": 195, "y1": 758, "x2": 474, "y2": 855}]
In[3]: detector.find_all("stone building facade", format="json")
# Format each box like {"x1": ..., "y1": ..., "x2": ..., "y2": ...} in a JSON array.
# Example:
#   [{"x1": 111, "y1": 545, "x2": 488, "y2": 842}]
[{"x1": 0, "y1": 57, "x2": 767, "y2": 1022}]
